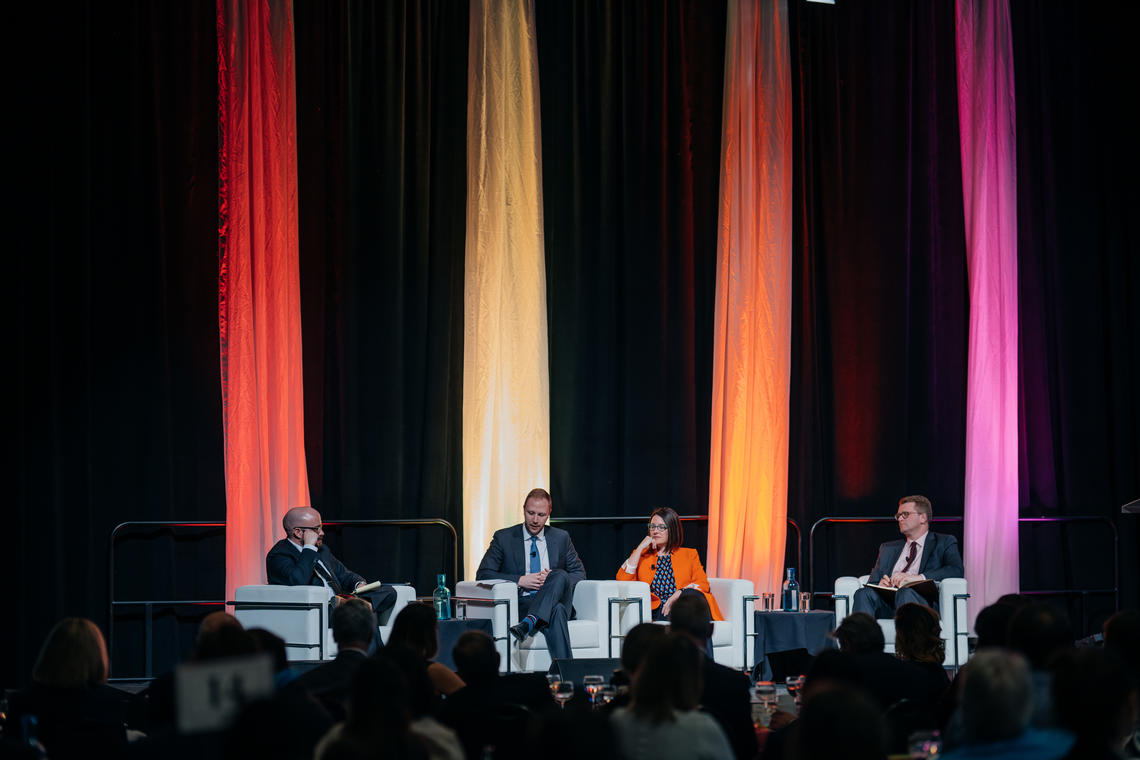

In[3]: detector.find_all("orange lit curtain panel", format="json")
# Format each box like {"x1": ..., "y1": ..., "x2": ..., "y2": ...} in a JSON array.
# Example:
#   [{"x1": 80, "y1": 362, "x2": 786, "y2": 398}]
[
  {"x1": 218, "y1": 0, "x2": 310, "y2": 601},
  {"x1": 707, "y1": 0, "x2": 793, "y2": 593}
]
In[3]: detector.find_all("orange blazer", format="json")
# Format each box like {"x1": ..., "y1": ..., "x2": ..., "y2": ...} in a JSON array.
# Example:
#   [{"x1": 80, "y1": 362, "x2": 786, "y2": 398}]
[{"x1": 616, "y1": 547, "x2": 724, "y2": 621}]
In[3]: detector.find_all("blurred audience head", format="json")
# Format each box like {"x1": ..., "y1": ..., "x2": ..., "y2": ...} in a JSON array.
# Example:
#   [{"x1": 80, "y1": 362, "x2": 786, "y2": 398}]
[
  {"x1": 194, "y1": 615, "x2": 256, "y2": 662},
  {"x1": 894, "y1": 603, "x2": 944, "y2": 664},
  {"x1": 959, "y1": 649, "x2": 1034, "y2": 745},
  {"x1": 795, "y1": 685, "x2": 887, "y2": 760},
  {"x1": 832, "y1": 612, "x2": 885, "y2": 655},
  {"x1": 247, "y1": 628, "x2": 290, "y2": 675},
  {"x1": 331, "y1": 597, "x2": 376, "y2": 650},
  {"x1": 1007, "y1": 602, "x2": 1072, "y2": 670},
  {"x1": 452, "y1": 630, "x2": 500, "y2": 685},
  {"x1": 1103, "y1": 609, "x2": 1140, "y2": 683},
  {"x1": 974, "y1": 601, "x2": 1019, "y2": 650},
  {"x1": 802, "y1": 649, "x2": 862, "y2": 701},
  {"x1": 630, "y1": 633, "x2": 702, "y2": 724},
  {"x1": 620, "y1": 623, "x2": 667, "y2": 682},
  {"x1": 387, "y1": 601, "x2": 439, "y2": 659},
  {"x1": 380, "y1": 645, "x2": 436, "y2": 719},
  {"x1": 668, "y1": 592, "x2": 713, "y2": 645},
  {"x1": 1052, "y1": 647, "x2": 1138, "y2": 754},
  {"x1": 32, "y1": 617, "x2": 109, "y2": 688}
]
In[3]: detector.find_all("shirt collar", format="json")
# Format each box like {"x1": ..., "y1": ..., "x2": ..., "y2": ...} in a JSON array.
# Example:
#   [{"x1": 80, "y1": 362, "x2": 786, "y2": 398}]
[{"x1": 522, "y1": 525, "x2": 546, "y2": 542}]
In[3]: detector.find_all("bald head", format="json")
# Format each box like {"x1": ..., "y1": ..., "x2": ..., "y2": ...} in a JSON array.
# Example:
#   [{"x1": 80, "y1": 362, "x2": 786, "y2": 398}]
[{"x1": 283, "y1": 507, "x2": 324, "y2": 547}]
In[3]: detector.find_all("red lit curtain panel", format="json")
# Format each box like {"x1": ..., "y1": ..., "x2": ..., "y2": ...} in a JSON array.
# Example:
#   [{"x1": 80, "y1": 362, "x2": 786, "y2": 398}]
[
  {"x1": 218, "y1": 0, "x2": 310, "y2": 601},
  {"x1": 956, "y1": 0, "x2": 1020, "y2": 620},
  {"x1": 707, "y1": 0, "x2": 793, "y2": 593}
]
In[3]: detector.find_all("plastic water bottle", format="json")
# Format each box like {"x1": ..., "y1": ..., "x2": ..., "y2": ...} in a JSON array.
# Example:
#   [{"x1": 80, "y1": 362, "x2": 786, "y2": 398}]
[
  {"x1": 781, "y1": 568, "x2": 800, "y2": 611},
  {"x1": 433, "y1": 573, "x2": 451, "y2": 620}
]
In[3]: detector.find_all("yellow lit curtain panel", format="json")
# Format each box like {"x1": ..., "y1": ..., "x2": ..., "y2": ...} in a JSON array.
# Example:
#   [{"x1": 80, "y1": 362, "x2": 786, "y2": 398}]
[
  {"x1": 463, "y1": 0, "x2": 551, "y2": 579},
  {"x1": 707, "y1": 0, "x2": 793, "y2": 595}
]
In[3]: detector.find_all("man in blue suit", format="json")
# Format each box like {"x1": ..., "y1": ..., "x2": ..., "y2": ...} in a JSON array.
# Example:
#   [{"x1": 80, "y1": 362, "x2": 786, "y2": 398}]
[
  {"x1": 852, "y1": 494, "x2": 964, "y2": 618},
  {"x1": 476, "y1": 488, "x2": 586, "y2": 660}
]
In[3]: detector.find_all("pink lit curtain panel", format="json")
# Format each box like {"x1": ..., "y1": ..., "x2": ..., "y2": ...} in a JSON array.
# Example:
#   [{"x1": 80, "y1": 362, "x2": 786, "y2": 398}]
[{"x1": 956, "y1": 0, "x2": 1020, "y2": 622}]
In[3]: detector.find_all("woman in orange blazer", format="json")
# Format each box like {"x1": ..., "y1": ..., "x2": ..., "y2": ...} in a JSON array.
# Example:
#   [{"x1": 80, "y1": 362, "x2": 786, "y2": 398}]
[{"x1": 616, "y1": 507, "x2": 723, "y2": 621}]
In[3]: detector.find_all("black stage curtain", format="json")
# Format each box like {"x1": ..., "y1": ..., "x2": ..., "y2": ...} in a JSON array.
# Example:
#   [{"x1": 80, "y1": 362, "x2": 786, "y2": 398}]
[
  {"x1": 294, "y1": 0, "x2": 469, "y2": 590},
  {"x1": 535, "y1": 0, "x2": 727, "y2": 574},
  {"x1": 11, "y1": 3, "x2": 222, "y2": 686},
  {"x1": 1011, "y1": 0, "x2": 1140, "y2": 619},
  {"x1": 787, "y1": 0, "x2": 970, "y2": 592}
]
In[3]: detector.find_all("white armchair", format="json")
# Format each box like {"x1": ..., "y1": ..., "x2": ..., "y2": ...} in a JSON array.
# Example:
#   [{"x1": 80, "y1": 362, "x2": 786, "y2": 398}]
[
  {"x1": 833, "y1": 575, "x2": 969, "y2": 668},
  {"x1": 232, "y1": 584, "x2": 417, "y2": 661},
  {"x1": 454, "y1": 579, "x2": 625, "y2": 673},
  {"x1": 615, "y1": 577, "x2": 755, "y2": 670}
]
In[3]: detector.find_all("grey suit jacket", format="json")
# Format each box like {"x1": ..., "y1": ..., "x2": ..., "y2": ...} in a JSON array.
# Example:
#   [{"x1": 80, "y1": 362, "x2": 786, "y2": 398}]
[
  {"x1": 475, "y1": 524, "x2": 586, "y2": 586},
  {"x1": 868, "y1": 531, "x2": 964, "y2": 583}
]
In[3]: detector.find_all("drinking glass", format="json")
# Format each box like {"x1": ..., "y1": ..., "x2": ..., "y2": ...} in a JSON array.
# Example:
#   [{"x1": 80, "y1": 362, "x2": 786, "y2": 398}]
[
  {"x1": 546, "y1": 674, "x2": 561, "y2": 697},
  {"x1": 583, "y1": 675, "x2": 605, "y2": 708},
  {"x1": 762, "y1": 593, "x2": 775, "y2": 611},
  {"x1": 553, "y1": 681, "x2": 575, "y2": 710},
  {"x1": 753, "y1": 681, "x2": 777, "y2": 728},
  {"x1": 600, "y1": 685, "x2": 617, "y2": 706},
  {"x1": 908, "y1": 730, "x2": 941, "y2": 758},
  {"x1": 798, "y1": 593, "x2": 812, "y2": 612},
  {"x1": 785, "y1": 675, "x2": 805, "y2": 707}
]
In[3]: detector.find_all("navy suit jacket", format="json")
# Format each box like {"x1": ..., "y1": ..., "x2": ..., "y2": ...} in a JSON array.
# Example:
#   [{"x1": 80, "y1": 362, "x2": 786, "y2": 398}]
[
  {"x1": 266, "y1": 538, "x2": 365, "y2": 592},
  {"x1": 475, "y1": 524, "x2": 586, "y2": 586},
  {"x1": 868, "y1": 531, "x2": 964, "y2": 583}
]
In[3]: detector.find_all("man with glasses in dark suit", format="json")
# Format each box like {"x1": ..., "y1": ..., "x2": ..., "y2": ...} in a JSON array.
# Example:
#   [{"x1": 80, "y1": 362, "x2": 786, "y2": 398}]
[
  {"x1": 851, "y1": 495, "x2": 963, "y2": 618},
  {"x1": 266, "y1": 506, "x2": 397, "y2": 619}
]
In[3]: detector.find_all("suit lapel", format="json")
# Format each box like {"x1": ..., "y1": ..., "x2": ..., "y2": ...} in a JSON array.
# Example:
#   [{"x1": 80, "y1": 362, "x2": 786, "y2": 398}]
[
  {"x1": 919, "y1": 533, "x2": 936, "y2": 573},
  {"x1": 514, "y1": 527, "x2": 527, "y2": 575}
]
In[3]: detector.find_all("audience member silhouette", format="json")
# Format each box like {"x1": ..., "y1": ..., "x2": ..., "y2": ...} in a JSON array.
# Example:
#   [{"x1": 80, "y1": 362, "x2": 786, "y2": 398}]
[
  {"x1": 386, "y1": 602, "x2": 465, "y2": 698},
  {"x1": 940, "y1": 649, "x2": 1073, "y2": 759},
  {"x1": 603, "y1": 622, "x2": 667, "y2": 712},
  {"x1": 669, "y1": 592, "x2": 758, "y2": 760},
  {"x1": 830, "y1": 612, "x2": 931, "y2": 713},
  {"x1": 314, "y1": 655, "x2": 429, "y2": 760},
  {"x1": 246, "y1": 627, "x2": 298, "y2": 689},
  {"x1": 6, "y1": 617, "x2": 130, "y2": 759},
  {"x1": 1006, "y1": 602, "x2": 1073, "y2": 728},
  {"x1": 1053, "y1": 647, "x2": 1139, "y2": 760},
  {"x1": 438, "y1": 630, "x2": 554, "y2": 759},
  {"x1": 893, "y1": 603, "x2": 950, "y2": 706},
  {"x1": 610, "y1": 633, "x2": 733, "y2": 760},
  {"x1": 794, "y1": 685, "x2": 887, "y2": 760},
  {"x1": 288, "y1": 597, "x2": 376, "y2": 722}
]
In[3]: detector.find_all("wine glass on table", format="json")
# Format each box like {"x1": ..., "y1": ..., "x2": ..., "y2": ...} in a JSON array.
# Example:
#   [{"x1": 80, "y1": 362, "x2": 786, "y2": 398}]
[
  {"x1": 553, "y1": 680, "x2": 575, "y2": 710},
  {"x1": 583, "y1": 675, "x2": 605, "y2": 709},
  {"x1": 600, "y1": 684, "x2": 617, "y2": 707},
  {"x1": 546, "y1": 673, "x2": 561, "y2": 698}
]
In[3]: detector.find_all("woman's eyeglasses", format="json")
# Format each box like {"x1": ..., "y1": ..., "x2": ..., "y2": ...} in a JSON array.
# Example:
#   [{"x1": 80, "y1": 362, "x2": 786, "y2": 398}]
[{"x1": 647, "y1": 524, "x2": 668, "y2": 532}]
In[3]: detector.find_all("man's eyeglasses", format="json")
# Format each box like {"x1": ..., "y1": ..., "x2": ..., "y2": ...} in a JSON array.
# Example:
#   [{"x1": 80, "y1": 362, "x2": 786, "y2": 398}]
[
  {"x1": 647, "y1": 524, "x2": 668, "y2": 532},
  {"x1": 297, "y1": 525, "x2": 323, "y2": 532},
  {"x1": 894, "y1": 511, "x2": 914, "y2": 521}
]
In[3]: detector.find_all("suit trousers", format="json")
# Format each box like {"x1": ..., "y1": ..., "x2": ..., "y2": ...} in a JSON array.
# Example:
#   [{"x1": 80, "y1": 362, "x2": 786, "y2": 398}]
[
  {"x1": 852, "y1": 585, "x2": 930, "y2": 619},
  {"x1": 518, "y1": 568, "x2": 574, "y2": 660}
]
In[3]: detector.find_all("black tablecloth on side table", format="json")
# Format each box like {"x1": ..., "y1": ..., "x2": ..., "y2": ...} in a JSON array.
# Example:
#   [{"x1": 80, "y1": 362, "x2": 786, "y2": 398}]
[
  {"x1": 431, "y1": 618, "x2": 494, "y2": 671},
  {"x1": 752, "y1": 611, "x2": 836, "y2": 681}
]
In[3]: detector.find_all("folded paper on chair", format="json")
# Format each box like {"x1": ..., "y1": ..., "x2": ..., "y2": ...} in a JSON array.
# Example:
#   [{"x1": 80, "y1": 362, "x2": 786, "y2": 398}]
[
  {"x1": 863, "y1": 579, "x2": 937, "y2": 605},
  {"x1": 476, "y1": 579, "x2": 508, "y2": 588}
]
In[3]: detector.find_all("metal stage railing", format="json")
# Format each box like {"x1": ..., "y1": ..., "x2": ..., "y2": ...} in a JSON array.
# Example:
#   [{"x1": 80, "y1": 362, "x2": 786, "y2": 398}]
[
  {"x1": 807, "y1": 514, "x2": 1119, "y2": 633},
  {"x1": 107, "y1": 517, "x2": 458, "y2": 678}
]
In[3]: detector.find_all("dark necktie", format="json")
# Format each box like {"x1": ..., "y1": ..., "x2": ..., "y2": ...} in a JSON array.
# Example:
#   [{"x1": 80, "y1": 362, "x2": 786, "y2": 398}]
[
  {"x1": 901, "y1": 542, "x2": 918, "y2": 573},
  {"x1": 312, "y1": 559, "x2": 343, "y2": 594},
  {"x1": 529, "y1": 535, "x2": 540, "y2": 574}
]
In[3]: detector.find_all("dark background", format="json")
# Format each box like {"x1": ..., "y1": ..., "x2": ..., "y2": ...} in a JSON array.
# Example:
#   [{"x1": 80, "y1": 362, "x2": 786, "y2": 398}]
[{"x1": 10, "y1": 0, "x2": 1137, "y2": 687}]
